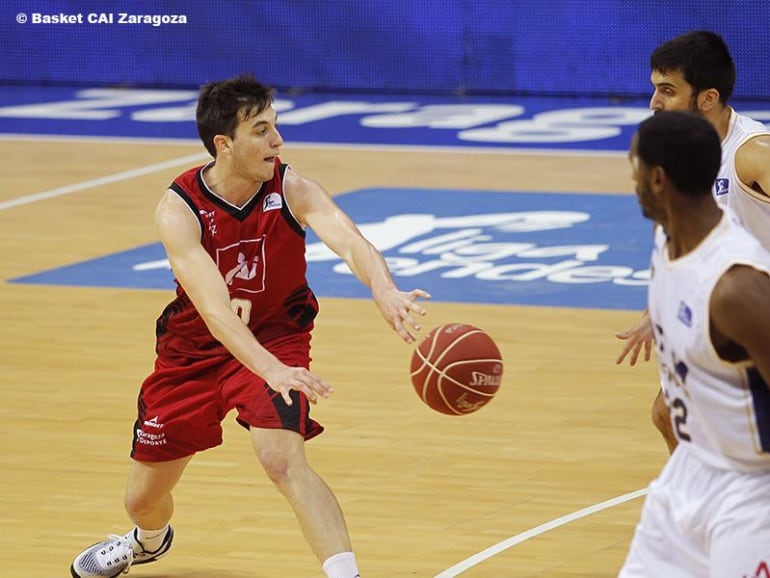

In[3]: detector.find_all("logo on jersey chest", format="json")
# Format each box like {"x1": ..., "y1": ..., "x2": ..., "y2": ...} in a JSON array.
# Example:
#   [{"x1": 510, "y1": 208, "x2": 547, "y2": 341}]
[
  {"x1": 216, "y1": 237, "x2": 266, "y2": 293},
  {"x1": 676, "y1": 301, "x2": 692, "y2": 327},
  {"x1": 714, "y1": 178, "x2": 729, "y2": 196},
  {"x1": 263, "y1": 192, "x2": 282, "y2": 212}
]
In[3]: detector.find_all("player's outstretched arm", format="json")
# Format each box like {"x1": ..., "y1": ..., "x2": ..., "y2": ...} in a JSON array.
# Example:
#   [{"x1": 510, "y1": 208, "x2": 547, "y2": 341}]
[
  {"x1": 615, "y1": 309, "x2": 654, "y2": 365},
  {"x1": 711, "y1": 264, "x2": 770, "y2": 384},
  {"x1": 154, "y1": 189, "x2": 333, "y2": 405},
  {"x1": 285, "y1": 169, "x2": 430, "y2": 343}
]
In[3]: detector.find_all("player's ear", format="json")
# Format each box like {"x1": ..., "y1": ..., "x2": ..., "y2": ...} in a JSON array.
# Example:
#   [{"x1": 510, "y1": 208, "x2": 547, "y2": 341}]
[
  {"x1": 213, "y1": 134, "x2": 232, "y2": 156},
  {"x1": 650, "y1": 165, "x2": 666, "y2": 193},
  {"x1": 696, "y1": 88, "x2": 720, "y2": 113}
]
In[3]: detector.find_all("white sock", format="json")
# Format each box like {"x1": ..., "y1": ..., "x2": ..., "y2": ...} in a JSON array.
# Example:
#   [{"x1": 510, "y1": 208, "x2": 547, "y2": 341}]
[
  {"x1": 322, "y1": 551, "x2": 360, "y2": 578},
  {"x1": 134, "y1": 525, "x2": 169, "y2": 552}
]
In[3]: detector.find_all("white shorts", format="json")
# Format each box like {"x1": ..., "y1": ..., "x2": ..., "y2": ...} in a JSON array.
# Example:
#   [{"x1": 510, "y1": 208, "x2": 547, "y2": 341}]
[{"x1": 618, "y1": 444, "x2": 770, "y2": 578}]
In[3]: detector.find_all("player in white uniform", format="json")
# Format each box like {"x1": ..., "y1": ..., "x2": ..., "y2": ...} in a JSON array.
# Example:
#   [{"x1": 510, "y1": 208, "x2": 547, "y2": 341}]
[
  {"x1": 716, "y1": 111, "x2": 770, "y2": 245},
  {"x1": 615, "y1": 31, "x2": 770, "y2": 453},
  {"x1": 619, "y1": 110, "x2": 770, "y2": 578}
]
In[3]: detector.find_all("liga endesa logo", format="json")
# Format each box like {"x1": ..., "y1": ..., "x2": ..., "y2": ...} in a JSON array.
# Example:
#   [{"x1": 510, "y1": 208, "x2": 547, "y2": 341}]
[
  {"x1": 9, "y1": 188, "x2": 651, "y2": 310},
  {"x1": 305, "y1": 210, "x2": 650, "y2": 287}
]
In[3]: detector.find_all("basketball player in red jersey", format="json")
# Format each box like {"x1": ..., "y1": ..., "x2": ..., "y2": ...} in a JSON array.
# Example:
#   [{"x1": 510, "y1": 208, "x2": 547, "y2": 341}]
[{"x1": 70, "y1": 75, "x2": 430, "y2": 578}]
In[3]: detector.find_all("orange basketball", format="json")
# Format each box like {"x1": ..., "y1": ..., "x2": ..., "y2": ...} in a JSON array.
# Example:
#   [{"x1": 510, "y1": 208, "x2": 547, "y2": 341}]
[{"x1": 410, "y1": 323, "x2": 503, "y2": 415}]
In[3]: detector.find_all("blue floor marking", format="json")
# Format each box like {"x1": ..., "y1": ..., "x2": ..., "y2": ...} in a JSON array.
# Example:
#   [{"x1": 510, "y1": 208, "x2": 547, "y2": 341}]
[{"x1": 10, "y1": 188, "x2": 651, "y2": 310}]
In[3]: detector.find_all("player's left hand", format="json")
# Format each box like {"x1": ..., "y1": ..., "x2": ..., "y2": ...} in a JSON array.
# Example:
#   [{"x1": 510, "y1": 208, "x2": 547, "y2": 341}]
[
  {"x1": 615, "y1": 309, "x2": 653, "y2": 365},
  {"x1": 375, "y1": 287, "x2": 431, "y2": 344}
]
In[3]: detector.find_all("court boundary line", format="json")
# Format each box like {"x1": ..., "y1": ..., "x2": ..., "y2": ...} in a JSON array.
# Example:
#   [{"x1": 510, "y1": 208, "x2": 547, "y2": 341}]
[
  {"x1": 0, "y1": 151, "x2": 210, "y2": 210},
  {"x1": 0, "y1": 132, "x2": 627, "y2": 157},
  {"x1": 0, "y1": 133, "x2": 626, "y2": 210},
  {"x1": 432, "y1": 487, "x2": 648, "y2": 577}
]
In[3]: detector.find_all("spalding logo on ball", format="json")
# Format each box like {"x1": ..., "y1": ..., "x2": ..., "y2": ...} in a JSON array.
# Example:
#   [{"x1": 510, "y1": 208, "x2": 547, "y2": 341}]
[{"x1": 410, "y1": 323, "x2": 503, "y2": 415}]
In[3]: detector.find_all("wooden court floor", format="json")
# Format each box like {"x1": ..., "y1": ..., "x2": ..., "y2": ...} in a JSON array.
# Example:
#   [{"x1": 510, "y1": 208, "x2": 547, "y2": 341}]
[{"x1": 0, "y1": 138, "x2": 665, "y2": 577}]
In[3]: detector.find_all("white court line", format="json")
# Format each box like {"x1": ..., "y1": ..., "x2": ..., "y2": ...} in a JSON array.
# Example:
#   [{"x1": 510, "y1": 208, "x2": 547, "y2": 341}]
[
  {"x1": 0, "y1": 132, "x2": 628, "y2": 157},
  {"x1": 0, "y1": 151, "x2": 210, "y2": 211},
  {"x1": 433, "y1": 487, "x2": 648, "y2": 577},
  {"x1": 0, "y1": 133, "x2": 626, "y2": 210}
]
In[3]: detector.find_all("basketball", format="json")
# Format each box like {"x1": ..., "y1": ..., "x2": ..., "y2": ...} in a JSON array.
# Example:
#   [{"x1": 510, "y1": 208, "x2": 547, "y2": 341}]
[{"x1": 410, "y1": 323, "x2": 503, "y2": 415}]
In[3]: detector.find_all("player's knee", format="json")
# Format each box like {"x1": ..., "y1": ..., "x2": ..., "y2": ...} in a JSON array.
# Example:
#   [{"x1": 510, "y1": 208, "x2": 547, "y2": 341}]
[
  {"x1": 123, "y1": 489, "x2": 159, "y2": 518},
  {"x1": 256, "y1": 446, "x2": 293, "y2": 485}
]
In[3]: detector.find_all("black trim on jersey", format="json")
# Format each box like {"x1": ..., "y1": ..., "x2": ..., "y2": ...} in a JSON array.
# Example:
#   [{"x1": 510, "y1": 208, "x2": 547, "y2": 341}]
[
  {"x1": 284, "y1": 285, "x2": 319, "y2": 330},
  {"x1": 279, "y1": 163, "x2": 306, "y2": 237},
  {"x1": 169, "y1": 182, "x2": 205, "y2": 238},
  {"x1": 155, "y1": 295, "x2": 188, "y2": 339},
  {"x1": 129, "y1": 393, "x2": 148, "y2": 459},
  {"x1": 234, "y1": 387, "x2": 312, "y2": 437},
  {"x1": 195, "y1": 166, "x2": 267, "y2": 222}
]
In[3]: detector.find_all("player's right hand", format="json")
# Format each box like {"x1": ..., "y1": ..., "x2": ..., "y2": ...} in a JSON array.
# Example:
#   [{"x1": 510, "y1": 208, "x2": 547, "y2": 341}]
[
  {"x1": 263, "y1": 365, "x2": 333, "y2": 405},
  {"x1": 374, "y1": 286, "x2": 431, "y2": 344},
  {"x1": 615, "y1": 309, "x2": 654, "y2": 366}
]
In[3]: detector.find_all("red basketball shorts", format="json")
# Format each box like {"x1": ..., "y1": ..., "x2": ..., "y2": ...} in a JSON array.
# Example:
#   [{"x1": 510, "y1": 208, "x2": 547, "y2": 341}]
[{"x1": 130, "y1": 333, "x2": 324, "y2": 462}]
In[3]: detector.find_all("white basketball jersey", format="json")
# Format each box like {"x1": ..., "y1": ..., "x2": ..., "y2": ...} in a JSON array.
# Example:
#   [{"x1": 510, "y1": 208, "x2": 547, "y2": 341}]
[
  {"x1": 714, "y1": 109, "x2": 770, "y2": 247},
  {"x1": 649, "y1": 211, "x2": 770, "y2": 472}
]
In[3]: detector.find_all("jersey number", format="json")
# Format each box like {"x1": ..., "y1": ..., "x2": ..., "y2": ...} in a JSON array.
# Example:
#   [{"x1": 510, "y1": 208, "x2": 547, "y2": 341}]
[
  {"x1": 670, "y1": 397, "x2": 692, "y2": 443},
  {"x1": 231, "y1": 298, "x2": 252, "y2": 324}
]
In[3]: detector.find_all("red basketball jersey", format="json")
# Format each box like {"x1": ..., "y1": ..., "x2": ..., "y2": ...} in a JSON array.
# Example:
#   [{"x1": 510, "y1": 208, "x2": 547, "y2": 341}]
[{"x1": 156, "y1": 159, "x2": 318, "y2": 359}]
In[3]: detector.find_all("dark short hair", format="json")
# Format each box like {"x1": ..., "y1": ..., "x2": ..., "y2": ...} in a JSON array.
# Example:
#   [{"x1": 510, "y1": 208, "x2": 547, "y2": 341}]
[
  {"x1": 650, "y1": 31, "x2": 735, "y2": 103},
  {"x1": 636, "y1": 111, "x2": 721, "y2": 196},
  {"x1": 196, "y1": 74, "x2": 275, "y2": 157}
]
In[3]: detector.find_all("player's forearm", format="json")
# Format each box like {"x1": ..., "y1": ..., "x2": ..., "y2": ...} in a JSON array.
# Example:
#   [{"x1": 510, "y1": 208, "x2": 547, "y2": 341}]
[
  {"x1": 345, "y1": 241, "x2": 397, "y2": 293},
  {"x1": 203, "y1": 309, "x2": 283, "y2": 378}
]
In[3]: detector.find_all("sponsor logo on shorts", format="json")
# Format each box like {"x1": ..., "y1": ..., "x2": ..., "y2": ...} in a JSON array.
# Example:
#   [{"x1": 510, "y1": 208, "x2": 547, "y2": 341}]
[
  {"x1": 143, "y1": 415, "x2": 165, "y2": 429},
  {"x1": 137, "y1": 416, "x2": 167, "y2": 446},
  {"x1": 136, "y1": 429, "x2": 167, "y2": 446}
]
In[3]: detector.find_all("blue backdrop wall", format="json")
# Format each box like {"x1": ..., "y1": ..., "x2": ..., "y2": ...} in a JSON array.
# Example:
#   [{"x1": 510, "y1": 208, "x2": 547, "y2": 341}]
[{"x1": 1, "y1": 0, "x2": 768, "y2": 99}]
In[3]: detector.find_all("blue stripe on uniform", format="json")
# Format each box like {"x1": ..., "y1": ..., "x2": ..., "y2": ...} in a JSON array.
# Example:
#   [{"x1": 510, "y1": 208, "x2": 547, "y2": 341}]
[{"x1": 747, "y1": 367, "x2": 770, "y2": 452}]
